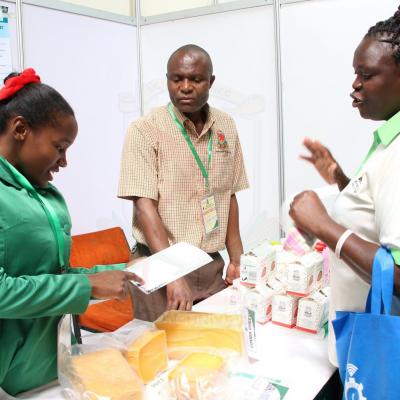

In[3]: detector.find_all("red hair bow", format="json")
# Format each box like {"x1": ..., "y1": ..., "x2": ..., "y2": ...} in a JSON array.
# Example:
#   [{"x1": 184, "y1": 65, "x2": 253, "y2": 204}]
[{"x1": 0, "y1": 68, "x2": 41, "y2": 101}]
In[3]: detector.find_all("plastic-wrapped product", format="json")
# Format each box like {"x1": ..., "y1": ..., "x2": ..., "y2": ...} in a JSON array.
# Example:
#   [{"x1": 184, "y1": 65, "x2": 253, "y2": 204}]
[
  {"x1": 168, "y1": 352, "x2": 228, "y2": 400},
  {"x1": 81, "y1": 318, "x2": 169, "y2": 383},
  {"x1": 283, "y1": 227, "x2": 315, "y2": 257},
  {"x1": 125, "y1": 330, "x2": 168, "y2": 383},
  {"x1": 58, "y1": 317, "x2": 159, "y2": 399},
  {"x1": 67, "y1": 347, "x2": 143, "y2": 400},
  {"x1": 154, "y1": 310, "x2": 244, "y2": 359}
]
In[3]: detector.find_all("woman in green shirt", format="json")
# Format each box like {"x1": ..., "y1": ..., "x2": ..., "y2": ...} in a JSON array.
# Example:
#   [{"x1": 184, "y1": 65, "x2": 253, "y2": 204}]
[{"x1": 0, "y1": 69, "x2": 142, "y2": 395}]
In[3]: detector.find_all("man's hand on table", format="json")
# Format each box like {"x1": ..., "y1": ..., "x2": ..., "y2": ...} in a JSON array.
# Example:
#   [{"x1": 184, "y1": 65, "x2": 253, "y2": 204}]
[
  {"x1": 166, "y1": 277, "x2": 193, "y2": 311},
  {"x1": 225, "y1": 261, "x2": 240, "y2": 286}
]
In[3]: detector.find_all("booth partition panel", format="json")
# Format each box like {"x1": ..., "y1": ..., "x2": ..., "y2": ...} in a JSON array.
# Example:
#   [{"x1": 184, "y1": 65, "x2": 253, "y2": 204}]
[{"x1": 22, "y1": 3, "x2": 140, "y2": 243}]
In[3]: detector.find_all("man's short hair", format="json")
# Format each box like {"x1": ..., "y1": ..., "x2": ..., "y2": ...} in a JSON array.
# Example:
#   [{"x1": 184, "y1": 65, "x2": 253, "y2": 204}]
[{"x1": 167, "y1": 44, "x2": 213, "y2": 75}]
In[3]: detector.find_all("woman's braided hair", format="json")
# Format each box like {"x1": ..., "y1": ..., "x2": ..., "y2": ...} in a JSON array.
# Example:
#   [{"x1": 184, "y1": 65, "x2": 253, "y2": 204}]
[{"x1": 366, "y1": 6, "x2": 400, "y2": 64}]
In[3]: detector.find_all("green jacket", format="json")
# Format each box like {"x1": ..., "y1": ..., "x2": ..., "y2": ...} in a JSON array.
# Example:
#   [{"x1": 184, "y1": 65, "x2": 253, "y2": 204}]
[{"x1": 0, "y1": 157, "x2": 123, "y2": 395}]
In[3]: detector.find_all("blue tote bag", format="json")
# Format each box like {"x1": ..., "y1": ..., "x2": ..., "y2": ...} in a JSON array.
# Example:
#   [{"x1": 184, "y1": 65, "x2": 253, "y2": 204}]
[{"x1": 332, "y1": 247, "x2": 400, "y2": 400}]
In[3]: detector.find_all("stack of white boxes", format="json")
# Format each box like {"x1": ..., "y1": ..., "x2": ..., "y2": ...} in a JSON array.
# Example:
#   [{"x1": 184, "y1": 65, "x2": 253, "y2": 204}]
[{"x1": 239, "y1": 230, "x2": 331, "y2": 334}]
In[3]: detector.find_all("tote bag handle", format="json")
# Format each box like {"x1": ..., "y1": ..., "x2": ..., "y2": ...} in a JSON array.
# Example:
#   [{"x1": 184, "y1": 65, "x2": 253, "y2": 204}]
[{"x1": 371, "y1": 247, "x2": 395, "y2": 315}]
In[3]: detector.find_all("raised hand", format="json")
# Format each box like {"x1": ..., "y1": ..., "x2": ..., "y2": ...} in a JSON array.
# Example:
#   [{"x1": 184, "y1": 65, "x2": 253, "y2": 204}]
[
  {"x1": 301, "y1": 137, "x2": 349, "y2": 190},
  {"x1": 289, "y1": 190, "x2": 331, "y2": 237}
]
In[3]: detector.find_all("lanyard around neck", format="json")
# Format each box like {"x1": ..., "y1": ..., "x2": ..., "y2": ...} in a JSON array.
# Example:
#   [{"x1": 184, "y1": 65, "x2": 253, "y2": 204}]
[
  {"x1": 168, "y1": 103, "x2": 213, "y2": 191},
  {"x1": 3, "y1": 159, "x2": 66, "y2": 271}
]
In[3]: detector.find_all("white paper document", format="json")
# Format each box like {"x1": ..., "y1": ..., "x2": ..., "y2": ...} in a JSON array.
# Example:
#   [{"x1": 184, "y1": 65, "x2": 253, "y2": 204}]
[{"x1": 127, "y1": 242, "x2": 213, "y2": 294}]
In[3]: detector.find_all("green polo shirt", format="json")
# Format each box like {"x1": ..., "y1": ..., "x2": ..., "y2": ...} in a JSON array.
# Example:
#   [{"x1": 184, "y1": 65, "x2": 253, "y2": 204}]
[{"x1": 0, "y1": 157, "x2": 123, "y2": 395}]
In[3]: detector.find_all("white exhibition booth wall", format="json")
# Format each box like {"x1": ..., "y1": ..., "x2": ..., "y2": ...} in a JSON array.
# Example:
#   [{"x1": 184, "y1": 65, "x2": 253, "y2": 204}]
[
  {"x1": 22, "y1": 4, "x2": 140, "y2": 242},
  {"x1": 280, "y1": 0, "x2": 399, "y2": 195},
  {"x1": 2, "y1": 0, "x2": 399, "y2": 249}
]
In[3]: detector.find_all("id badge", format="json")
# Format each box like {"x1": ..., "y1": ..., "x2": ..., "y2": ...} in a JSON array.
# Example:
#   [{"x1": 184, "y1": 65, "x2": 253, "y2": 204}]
[{"x1": 200, "y1": 193, "x2": 219, "y2": 235}]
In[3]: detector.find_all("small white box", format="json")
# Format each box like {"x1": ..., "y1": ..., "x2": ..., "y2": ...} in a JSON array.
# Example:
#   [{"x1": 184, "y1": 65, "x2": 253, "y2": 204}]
[
  {"x1": 302, "y1": 251, "x2": 324, "y2": 291},
  {"x1": 322, "y1": 248, "x2": 331, "y2": 286},
  {"x1": 244, "y1": 278, "x2": 283, "y2": 324},
  {"x1": 286, "y1": 251, "x2": 323, "y2": 296},
  {"x1": 272, "y1": 294, "x2": 299, "y2": 328},
  {"x1": 286, "y1": 262, "x2": 313, "y2": 297},
  {"x1": 228, "y1": 278, "x2": 251, "y2": 308},
  {"x1": 296, "y1": 287, "x2": 330, "y2": 334},
  {"x1": 245, "y1": 288, "x2": 271, "y2": 325},
  {"x1": 275, "y1": 249, "x2": 299, "y2": 284},
  {"x1": 240, "y1": 242, "x2": 276, "y2": 287}
]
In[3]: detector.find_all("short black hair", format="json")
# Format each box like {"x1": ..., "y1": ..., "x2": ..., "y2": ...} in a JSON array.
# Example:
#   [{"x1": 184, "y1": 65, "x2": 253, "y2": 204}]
[
  {"x1": 167, "y1": 44, "x2": 213, "y2": 75},
  {"x1": 366, "y1": 6, "x2": 400, "y2": 64},
  {"x1": 0, "y1": 72, "x2": 74, "y2": 134}
]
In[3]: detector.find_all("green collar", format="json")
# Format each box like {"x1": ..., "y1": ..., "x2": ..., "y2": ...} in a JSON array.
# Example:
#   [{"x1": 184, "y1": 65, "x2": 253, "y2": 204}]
[
  {"x1": 375, "y1": 110, "x2": 400, "y2": 147},
  {"x1": 0, "y1": 156, "x2": 57, "y2": 193}
]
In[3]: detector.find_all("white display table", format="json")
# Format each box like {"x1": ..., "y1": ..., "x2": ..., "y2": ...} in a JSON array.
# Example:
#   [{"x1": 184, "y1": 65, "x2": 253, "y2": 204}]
[
  {"x1": 12, "y1": 286, "x2": 336, "y2": 400},
  {"x1": 193, "y1": 287, "x2": 336, "y2": 400}
]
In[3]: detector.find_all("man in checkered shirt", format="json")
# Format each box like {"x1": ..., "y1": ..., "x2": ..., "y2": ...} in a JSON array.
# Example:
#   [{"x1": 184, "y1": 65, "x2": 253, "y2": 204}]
[{"x1": 118, "y1": 44, "x2": 249, "y2": 321}]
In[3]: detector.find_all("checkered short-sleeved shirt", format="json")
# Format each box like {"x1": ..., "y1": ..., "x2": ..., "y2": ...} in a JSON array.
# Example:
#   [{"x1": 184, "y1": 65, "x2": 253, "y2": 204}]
[{"x1": 118, "y1": 104, "x2": 249, "y2": 253}]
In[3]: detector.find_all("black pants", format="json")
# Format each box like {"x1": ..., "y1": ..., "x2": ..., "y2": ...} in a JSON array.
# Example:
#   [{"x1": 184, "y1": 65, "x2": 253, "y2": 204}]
[
  {"x1": 130, "y1": 243, "x2": 226, "y2": 321},
  {"x1": 314, "y1": 370, "x2": 343, "y2": 400}
]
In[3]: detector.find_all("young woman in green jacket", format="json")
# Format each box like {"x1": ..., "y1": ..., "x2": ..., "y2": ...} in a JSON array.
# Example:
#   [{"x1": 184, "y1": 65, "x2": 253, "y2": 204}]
[{"x1": 0, "y1": 69, "x2": 142, "y2": 395}]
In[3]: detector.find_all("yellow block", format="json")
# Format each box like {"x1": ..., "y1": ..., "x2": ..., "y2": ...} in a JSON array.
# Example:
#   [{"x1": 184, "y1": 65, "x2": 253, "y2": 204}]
[
  {"x1": 168, "y1": 352, "x2": 226, "y2": 400},
  {"x1": 71, "y1": 348, "x2": 143, "y2": 400},
  {"x1": 154, "y1": 310, "x2": 243, "y2": 359},
  {"x1": 125, "y1": 330, "x2": 168, "y2": 383}
]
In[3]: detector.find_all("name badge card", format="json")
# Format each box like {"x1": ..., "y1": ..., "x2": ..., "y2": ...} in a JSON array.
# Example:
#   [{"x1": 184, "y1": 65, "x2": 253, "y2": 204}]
[{"x1": 201, "y1": 193, "x2": 219, "y2": 235}]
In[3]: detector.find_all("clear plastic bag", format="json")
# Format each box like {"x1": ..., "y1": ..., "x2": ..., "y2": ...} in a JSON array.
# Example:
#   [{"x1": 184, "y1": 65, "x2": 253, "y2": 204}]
[
  {"x1": 58, "y1": 316, "x2": 148, "y2": 400},
  {"x1": 283, "y1": 227, "x2": 315, "y2": 257},
  {"x1": 167, "y1": 351, "x2": 231, "y2": 400},
  {"x1": 60, "y1": 346, "x2": 144, "y2": 400}
]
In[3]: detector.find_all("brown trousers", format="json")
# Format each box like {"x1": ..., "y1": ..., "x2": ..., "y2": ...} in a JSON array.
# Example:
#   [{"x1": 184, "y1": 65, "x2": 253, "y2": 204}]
[{"x1": 131, "y1": 243, "x2": 226, "y2": 322}]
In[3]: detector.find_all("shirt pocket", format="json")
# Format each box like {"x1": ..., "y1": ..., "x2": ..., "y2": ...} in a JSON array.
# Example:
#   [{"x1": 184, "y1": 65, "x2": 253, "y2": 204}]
[
  {"x1": 0, "y1": 214, "x2": 28, "y2": 230},
  {"x1": 211, "y1": 149, "x2": 235, "y2": 192}
]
